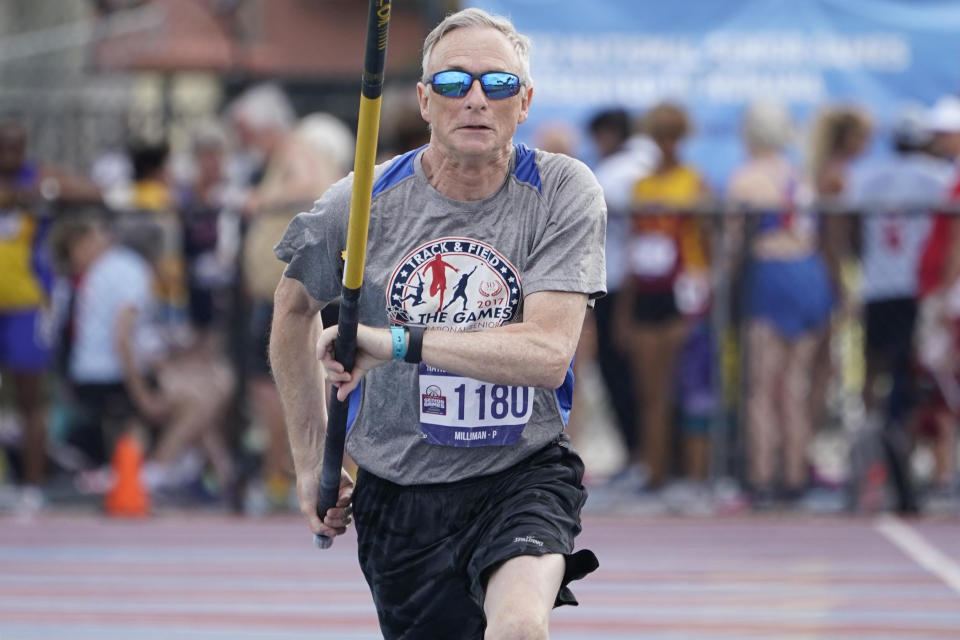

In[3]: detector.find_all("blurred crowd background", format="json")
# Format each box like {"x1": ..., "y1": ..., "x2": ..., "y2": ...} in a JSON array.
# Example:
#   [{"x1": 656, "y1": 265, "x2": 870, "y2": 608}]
[{"x1": 1, "y1": 0, "x2": 959, "y2": 519}]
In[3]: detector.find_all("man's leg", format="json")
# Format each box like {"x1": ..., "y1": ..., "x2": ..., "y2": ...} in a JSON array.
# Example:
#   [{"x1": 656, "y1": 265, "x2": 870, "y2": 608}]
[{"x1": 483, "y1": 553, "x2": 565, "y2": 640}]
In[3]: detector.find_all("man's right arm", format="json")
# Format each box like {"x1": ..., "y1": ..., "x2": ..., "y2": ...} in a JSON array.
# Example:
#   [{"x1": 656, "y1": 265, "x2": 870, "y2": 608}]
[{"x1": 269, "y1": 275, "x2": 340, "y2": 535}]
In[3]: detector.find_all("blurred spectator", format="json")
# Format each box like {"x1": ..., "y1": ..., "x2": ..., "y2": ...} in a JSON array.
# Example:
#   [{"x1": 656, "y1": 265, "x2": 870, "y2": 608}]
[
  {"x1": 806, "y1": 105, "x2": 872, "y2": 433},
  {"x1": 914, "y1": 94, "x2": 960, "y2": 502},
  {"x1": 673, "y1": 310, "x2": 718, "y2": 481},
  {"x1": 807, "y1": 104, "x2": 873, "y2": 291},
  {"x1": 533, "y1": 120, "x2": 578, "y2": 156},
  {"x1": 613, "y1": 102, "x2": 709, "y2": 491},
  {"x1": 589, "y1": 108, "x2": 632, "y2": 161},
  {"x1": 89, "y1": 147, "x2": 133, "y2": 213},
  {"x1": 52, "y1": 214, "x2": 235, "y2": 497},
  {"x1": 588, "y1": 107, "x2": 659, "y2": 486},
  {"x1": 0, "y1": 116, "x2": 100, "y2": 509},
  {"x1": 849, "y1": 105, "x2": 953, "y2": 424},
  {"x1": 227, "y1": 83, "x2": 297, "y2": 207},
  {"x1": 223, "y1": 82, "x2": 297, "y2": 510},
  {"x1": 242, "y1": 112, "x2": 355, "y2": 510},
  {"x1": 118, "y1": 140, "x2": 190, "y2": 344},
  {"x1": 726, "y1": 101, "x2": 833, "y2": 508},
  {"x1": 927, "y1": 94, "x2": 960, "y2": 169},
  {"x1": 53, "y1": 213, "x2": 162, "y2": 467},
  {"x1": 174, "y1": 121, "x2": 234, "y2": 347},
  {"x1": 378, "y1": 85, "x2": 430, "y2": 160}
]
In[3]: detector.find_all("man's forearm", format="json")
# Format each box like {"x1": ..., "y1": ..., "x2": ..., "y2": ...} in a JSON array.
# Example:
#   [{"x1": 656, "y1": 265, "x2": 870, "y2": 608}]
[
  {"x1": 269, "y1": 300, "x2": 327, "y2": 473},
  {"x1": 423, "y1": 320, "x2": 578, "y2": 389},
  {"x1": 355, "y1": 290, "x2": 587, "y2": 389}
]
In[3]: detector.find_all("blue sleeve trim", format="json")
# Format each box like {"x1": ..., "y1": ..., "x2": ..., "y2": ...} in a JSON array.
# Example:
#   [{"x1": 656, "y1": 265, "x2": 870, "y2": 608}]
[
  {"x1": 372, "y1": 146, "x2": 425, "y2": 197},
  {"x1": 512, "y1": 144, "x2": 542, "y2": 194},
  {"x1": 346, "y1": 380, "x2": 363, "y2": 433},
  {"x1": 554, "y1": 359, "x2": 575, "y2": 427}
]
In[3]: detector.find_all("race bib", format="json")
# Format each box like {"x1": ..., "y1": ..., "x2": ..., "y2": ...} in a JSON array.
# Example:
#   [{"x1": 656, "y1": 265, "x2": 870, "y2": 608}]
[
  {"x1": 419, "y1": 364, "x2": 534, "y2": 447},
  {"x1": 628, "y1": 232, "x2": 677, "y2": 278}
]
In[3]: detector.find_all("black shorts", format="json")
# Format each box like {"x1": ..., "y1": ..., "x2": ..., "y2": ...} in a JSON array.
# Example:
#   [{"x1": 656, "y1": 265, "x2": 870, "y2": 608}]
[
  {"x1": 633, "y1": 288, "x2": 680, "y2": 325},
  {"x1": 865, "y1": 297, "x2": 917, "y2": 356},
  {"x1": 353, "y1": 439, "x2": 599, "y2": 640},
  {"x1": 71, "y1": 381, "x2": 152, "y2": 465}
]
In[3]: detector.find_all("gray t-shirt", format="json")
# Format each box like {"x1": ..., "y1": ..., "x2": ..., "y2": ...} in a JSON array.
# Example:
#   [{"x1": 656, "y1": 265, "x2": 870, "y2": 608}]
[{"x1": 275, "y1": 144, "x2": 606, "y2": 484}]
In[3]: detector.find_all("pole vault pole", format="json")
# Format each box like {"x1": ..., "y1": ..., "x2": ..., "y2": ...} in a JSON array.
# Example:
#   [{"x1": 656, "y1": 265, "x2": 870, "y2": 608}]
[{"x1": 315, "y1": 0, "x2": 391, "y2": 549}]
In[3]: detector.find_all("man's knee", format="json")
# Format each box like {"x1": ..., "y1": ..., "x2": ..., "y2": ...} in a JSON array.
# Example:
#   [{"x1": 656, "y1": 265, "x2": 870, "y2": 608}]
[{"x1": 484, "y1": 609, "x2": 549, "y2": 640}]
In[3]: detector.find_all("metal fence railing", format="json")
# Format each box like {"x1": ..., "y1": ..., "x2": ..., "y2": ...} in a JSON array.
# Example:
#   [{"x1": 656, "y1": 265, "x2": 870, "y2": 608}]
[
  {"x1": 597, "y1": 202, "x2": 958, "y2": 514},
  {"x1": 3, "y1": 171, "x2": 959, "y2": 517}
]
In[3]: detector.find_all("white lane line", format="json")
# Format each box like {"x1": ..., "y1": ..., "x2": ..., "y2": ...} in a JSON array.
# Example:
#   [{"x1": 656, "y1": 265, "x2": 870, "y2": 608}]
[{"x1": 875, "y1": 515, "x2": 960, "y2": 596}]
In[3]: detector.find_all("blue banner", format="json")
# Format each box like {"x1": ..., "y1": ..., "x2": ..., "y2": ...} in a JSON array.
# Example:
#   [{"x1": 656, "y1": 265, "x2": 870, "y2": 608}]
[{"x1": 468, "y1": 0, "x2": 960, "y2": 187}]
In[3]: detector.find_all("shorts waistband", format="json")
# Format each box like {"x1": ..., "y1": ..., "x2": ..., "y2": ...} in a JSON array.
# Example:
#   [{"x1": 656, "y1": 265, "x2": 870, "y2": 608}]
[{"x1": 356, "y1": 438, "x2": 566, "y2": 494}]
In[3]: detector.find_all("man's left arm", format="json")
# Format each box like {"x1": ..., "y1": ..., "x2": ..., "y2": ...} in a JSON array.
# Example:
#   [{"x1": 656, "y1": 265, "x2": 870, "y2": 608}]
[
  {"x1": 321, "y1": 290, "x2": 587, "y2": 400},
  {"x1": 420, "y1": 290, "x2": 586, "y2": 388}
]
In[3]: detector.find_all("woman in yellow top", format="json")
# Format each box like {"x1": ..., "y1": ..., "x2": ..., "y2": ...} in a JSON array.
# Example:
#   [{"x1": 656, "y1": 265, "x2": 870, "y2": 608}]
[
  {"x1": 0, "y1": 126, "x2": 52, "y2": 495},
  {"x1": 0, "y1": 118, "x2": 101, "y2": 496},
  {"x1": 614, "y1": 102, "x2": 711, "y2": 491}
]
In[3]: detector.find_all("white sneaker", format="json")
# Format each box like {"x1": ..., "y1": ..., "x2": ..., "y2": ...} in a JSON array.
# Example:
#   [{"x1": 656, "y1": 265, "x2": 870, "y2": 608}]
[
  {"x1": 604, "y1": 463, "x2": 650, "y2": 493},
  {"x1": 20, "y1": 485, "x2": 45, "y2": 512},
  {"x1": 75, "y1": 467, "x2": 115, "y2": 494},
  {"x1": 661, "y1": 480, "x2": 714, "y2": 516}
]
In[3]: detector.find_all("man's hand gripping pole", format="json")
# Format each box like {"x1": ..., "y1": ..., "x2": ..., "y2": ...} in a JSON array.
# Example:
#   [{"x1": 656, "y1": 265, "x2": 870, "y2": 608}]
[{"x1": 314, "y1": 0, "x2": 391, "y2": 550}]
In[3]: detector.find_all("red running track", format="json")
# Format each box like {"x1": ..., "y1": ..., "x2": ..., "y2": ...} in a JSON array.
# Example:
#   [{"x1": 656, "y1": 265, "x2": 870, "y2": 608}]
[{"x1": 1, "y1": 512, "x2": 958, "y2": 639}]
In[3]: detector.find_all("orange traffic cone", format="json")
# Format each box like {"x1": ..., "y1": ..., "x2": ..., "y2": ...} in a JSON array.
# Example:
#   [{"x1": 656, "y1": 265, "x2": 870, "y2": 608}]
[{"x1": 105, "y1": 432, "x2": 150, "y2": 517}]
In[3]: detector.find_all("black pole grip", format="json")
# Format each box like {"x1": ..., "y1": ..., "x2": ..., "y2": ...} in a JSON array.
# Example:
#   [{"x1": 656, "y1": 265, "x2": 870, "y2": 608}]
[
  {"x1": 314, "y1": 288, "x2": 361, "y2": 548},
  {"x1": 362, "y1": 0, "x2": 391, "y2": 99},
  {"x1": 313, "y1": 388, "x2": 350, "y2": 549},
  {"x1": 313, "y1": 0, "x2": 390, "y2": 550}
]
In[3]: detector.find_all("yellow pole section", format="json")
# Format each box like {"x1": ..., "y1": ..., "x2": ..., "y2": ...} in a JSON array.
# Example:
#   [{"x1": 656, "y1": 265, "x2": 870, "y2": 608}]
[{"x1": 343, "y1": 94, "x2": 382, "y2": 290}]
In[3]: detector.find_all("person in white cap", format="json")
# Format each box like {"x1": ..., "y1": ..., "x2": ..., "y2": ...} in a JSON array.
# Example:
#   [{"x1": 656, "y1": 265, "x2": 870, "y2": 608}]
[
  {"x1": 848, "y1": 103, "x2": 954, "y2": 429},
  {"x1": 911, "y1": 95, "x2": 960, "y2": 506},
  {"x1": 928, "y1": 94, "x2": 960, "y2": 172}
]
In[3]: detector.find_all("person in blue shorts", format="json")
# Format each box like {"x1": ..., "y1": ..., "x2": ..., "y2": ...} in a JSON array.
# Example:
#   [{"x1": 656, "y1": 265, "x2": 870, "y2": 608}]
[
  {"x1": 0, "y1": 118, "x2": 100, "y2": 499},
  {"x1": 726, "y1": 102, "x2": 834, "y2": 507},
  {"x1": 270, "y1": 9, "x2": 603, "y2": 639}
]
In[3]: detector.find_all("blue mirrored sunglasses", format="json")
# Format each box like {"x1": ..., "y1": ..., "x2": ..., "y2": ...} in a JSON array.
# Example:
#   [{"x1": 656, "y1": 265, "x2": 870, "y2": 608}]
[{"x1": 429, "y1": 70, "x2": 522, "y2": 100}]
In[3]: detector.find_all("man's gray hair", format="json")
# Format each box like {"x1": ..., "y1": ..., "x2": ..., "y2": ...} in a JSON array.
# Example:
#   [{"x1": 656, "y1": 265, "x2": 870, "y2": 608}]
[{"x1": 421, "y1": 8, "x2": 533, "y2": 88}]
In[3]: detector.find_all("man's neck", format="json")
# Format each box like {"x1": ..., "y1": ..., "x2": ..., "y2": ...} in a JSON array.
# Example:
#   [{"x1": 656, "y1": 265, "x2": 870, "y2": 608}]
[{"x1": 421, "y1": 143, "x2": 513, "y2": 202}]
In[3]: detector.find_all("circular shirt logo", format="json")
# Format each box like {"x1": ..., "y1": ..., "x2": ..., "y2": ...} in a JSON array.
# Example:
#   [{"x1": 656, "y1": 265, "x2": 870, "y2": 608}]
[{"x1": 386, "y1": 237, "x2": 522, "y2": 331}]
